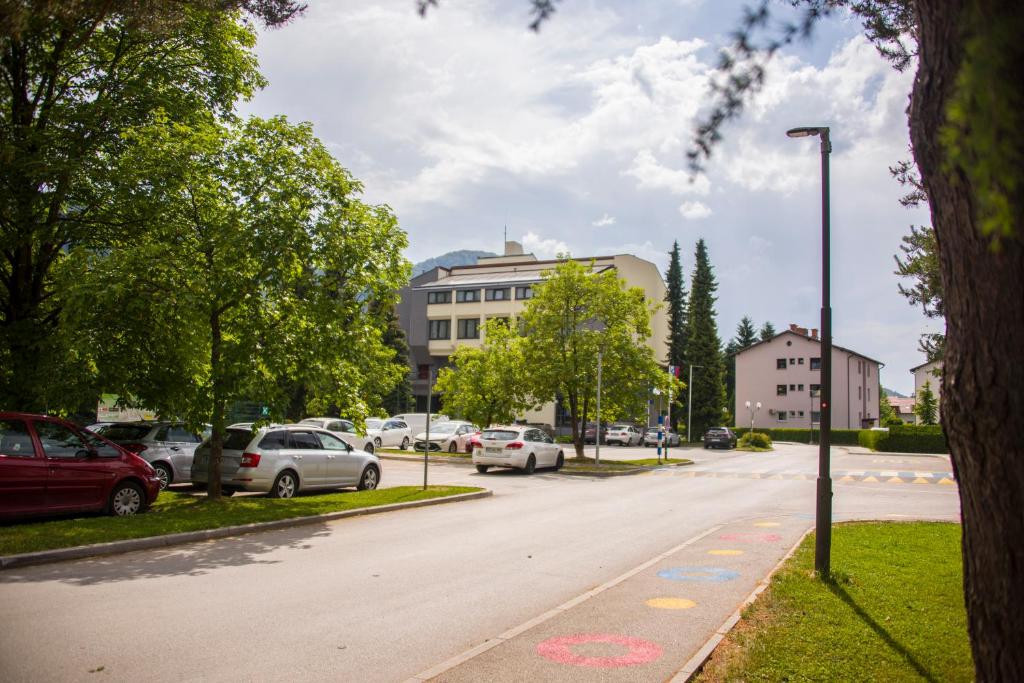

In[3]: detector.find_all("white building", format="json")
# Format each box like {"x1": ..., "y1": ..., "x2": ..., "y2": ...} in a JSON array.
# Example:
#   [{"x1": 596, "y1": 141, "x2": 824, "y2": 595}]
[
  {"x1": 910, "y1": 358, "x2": 943, "y2": 423},
  {"x1": 734, "y1": 324, "x2": 883, "y2": 430}
]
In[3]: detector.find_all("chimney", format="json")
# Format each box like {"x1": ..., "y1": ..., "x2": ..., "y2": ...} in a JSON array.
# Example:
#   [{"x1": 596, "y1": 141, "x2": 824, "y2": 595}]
[
  {"x1": 811, "y1": 328, "x2": 819, "y2": 339},
  {"x1": 504, "y1": 240, "x2": 524, "y2": 256},
  {"x1": 789, "y1": 323, "x2": 809, "y2": 337}
]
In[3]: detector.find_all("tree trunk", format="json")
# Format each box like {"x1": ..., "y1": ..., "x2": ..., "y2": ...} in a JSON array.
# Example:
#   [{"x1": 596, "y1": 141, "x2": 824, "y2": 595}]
[{"x1": 911, "y1": 1, "x2": 1024, "y2": 678}]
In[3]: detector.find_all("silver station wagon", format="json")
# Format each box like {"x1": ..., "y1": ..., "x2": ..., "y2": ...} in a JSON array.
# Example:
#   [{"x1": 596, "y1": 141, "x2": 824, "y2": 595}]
[{"x1": 191, "y1": 424, "x2": 381, "y2": 498}]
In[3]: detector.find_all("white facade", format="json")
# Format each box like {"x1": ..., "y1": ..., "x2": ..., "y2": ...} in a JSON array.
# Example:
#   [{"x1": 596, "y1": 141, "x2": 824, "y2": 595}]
[
  {"x1": 734, "y1": 326, "x2": 882, "y2": 430},
  {"x1": 911, "y1": 358, "x2": 943, "y2": 423}
]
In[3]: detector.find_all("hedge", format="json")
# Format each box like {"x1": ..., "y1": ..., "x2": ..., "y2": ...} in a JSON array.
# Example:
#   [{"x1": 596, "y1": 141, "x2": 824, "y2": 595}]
[
  {"x1": 730, "y1": 427, "x2": 861, "y2": 446},
  {"x1": 858, "y1": 424, "x2": 948, "y2": 454}
]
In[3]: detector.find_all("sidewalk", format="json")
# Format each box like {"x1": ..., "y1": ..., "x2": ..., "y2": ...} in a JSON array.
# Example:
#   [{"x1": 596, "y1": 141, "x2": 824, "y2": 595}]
[{"x1": 407, "y1": 516, "x2": 811, "y2": 682}]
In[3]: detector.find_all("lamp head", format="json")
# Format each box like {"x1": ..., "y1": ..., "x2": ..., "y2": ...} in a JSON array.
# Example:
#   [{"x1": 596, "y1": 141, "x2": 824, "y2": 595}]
[
  {"x1": 745, "y1": 400, "x2": 751, "y2": 409},
  {"x1": 789, "y1": 127, "x2": 825, "y2": 138},
  {"x1": 756, "y1": 401, "x2": 762, "y2": 409}
]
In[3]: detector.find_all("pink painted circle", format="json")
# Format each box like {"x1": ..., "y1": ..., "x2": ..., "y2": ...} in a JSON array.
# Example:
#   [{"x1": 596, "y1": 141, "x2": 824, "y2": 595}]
[
  {"x1": 536, "y1": 633, "x2": 663, "y2": 668},
  {"x1": 719, "y1": 532, "x2": 783, "y2": 543}
]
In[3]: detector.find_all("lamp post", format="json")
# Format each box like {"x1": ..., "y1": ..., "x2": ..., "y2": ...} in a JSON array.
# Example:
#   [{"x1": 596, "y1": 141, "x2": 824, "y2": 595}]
[
  {"x1": 787, "y1": 125, "x2": 833, "y2": 577},
  {"x1": 745, "y1": 400, "x2": 762, "y2": 437},
  {"x1": 595, "y1": 348, "x2": 603, "y2": 467}
]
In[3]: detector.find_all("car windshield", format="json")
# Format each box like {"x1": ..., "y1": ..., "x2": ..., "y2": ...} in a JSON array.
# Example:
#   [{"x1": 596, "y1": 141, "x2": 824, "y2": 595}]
[
  {"x1": 428, "y1": 423, "x2": 460, "y2": 434},
  {"x1": 482, "y1": 430, "x2": 519, "y2": 440},
  {"x1": 96, "y1": 424, "x2": 152, "y2": 441},
  {"x1": 365, "y1": 419, "x2": 384, "y2": 430}
]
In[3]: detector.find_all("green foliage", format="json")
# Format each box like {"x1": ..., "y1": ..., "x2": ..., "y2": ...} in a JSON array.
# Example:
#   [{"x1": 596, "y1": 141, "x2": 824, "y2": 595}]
[
  {"x1": 519, "y1": 259, "x2": 678, "y2": 455},
  {"x1": 859, "y1": 424, "x2": 948, "y2": 454},
  {"x1": 684, "y1": 239, "x2": 725, "y2": 439},
  {"x1": 725, "y1": 315, "x2": 759, "y2": 421},
  {"x1": 738, "y1": 431, "x2": 772, "y2": 449},
  {"x1": 878, "y1": 381, "x2": 899, "y2": 425},
  {"x1": 665, "y1": 240, "x2": 688, "y2": 429},
  {"x1": 434, "y1": 319, "x2": 536, "y2": 428},
  {"x1": 915, "y1": 380, "x2": 939, "y2": 425},
  {"x1": 735, "y1": 316, "x2": 759, "y2": 348},
  {"x1": 736, "y1": 428, "x2": 862, "y2": 446},
  {"x1": 376, "y1": 302, "x2": 414, "y2": 416},
  {"x1": 555, "y1": 434, "x2": 574, "y2": 444},
  {"x1": 759, "y1": 321, "x2": 777, "y2": 342}
]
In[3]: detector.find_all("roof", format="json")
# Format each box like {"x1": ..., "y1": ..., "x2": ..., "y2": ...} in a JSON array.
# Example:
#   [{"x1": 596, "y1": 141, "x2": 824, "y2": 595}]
[
  {"x1": 887, "y1": 397, "x2": 916, "y2": 413},
  {"x1": 415, "y1": 264, "x2": 616, "y2": 290},
  {"x1": 732, "y1": 329, "x2": 885, "y2": 366},
  {"x1": 909, "y1": 358, "x2": 943, "y2": 373}
]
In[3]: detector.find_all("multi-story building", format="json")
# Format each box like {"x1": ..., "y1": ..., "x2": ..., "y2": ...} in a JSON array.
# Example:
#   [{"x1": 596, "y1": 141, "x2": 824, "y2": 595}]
[
  {"x1": 910, "y1": 358, "x2": 943, "y2": 423},
  {"x1": 734, "y1": 324, "x2": 883, "y2": 430},
  {"x1": 396, "y1": 241, "x2": 670, "y2": 428}
]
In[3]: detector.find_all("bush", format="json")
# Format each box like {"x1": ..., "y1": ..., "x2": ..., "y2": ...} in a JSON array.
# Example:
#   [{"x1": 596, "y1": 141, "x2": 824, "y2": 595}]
[
  {"x1": 858, "y1": 424, "x2": 948, "y2": 453},
  {"x1": 730, "y1": 427, "x2": 861, "y2": 445},
  {"x1": 555, "y1": 434, "x2": 574, "y2": 444},
  {"x1": 739, "y1": 431, "x2": 772, "y2": 449}
]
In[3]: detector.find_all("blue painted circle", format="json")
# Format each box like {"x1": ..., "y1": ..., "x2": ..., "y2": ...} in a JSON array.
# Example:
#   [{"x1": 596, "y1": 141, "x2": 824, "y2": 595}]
[{"x1": 657, "y1": 566, "x2": 740, "y2": 583}]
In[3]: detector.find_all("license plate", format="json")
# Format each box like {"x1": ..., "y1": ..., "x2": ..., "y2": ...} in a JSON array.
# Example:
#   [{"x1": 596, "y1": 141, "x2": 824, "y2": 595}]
[{"x1": 486, "y1": 447, "x2": 501, "y2": 454}]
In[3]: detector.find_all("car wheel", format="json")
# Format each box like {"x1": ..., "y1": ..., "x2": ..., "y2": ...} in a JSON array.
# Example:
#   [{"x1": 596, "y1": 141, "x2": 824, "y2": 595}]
[
  {"x1": 374, "y1": 437, "x2": 382, "y2": 448},
  {"x1": 401, "y1": 436, "x2": 410, "y2": 450},
  {"x1": 448, "y1": 441, "x2": 457, "y2": 453},
  {"x1": 555, "y1": 453, "x2": 564, "y2": 471},
  {"x1": 358, "y1": 465, "x2": 380, "y2": 490},
  {"x1": 524, "y1": 454, "x2": 536, "y2": 474},
  {"x1": 364, "y1": 442, "x2": 375, "y2": 454},
  {"x1": 269, "y1": 470, "x2": 298, "y2": 499},
  {"x1": 153, "y1": 463, "x2": 172, "y2": 490},
  {"x1": 476, "y1": 464, "x2": 490, "y2": 474},
  {"x1": 109, "y1": 481, "x2": 145, "y2": 516},
  {"x1": 220, "y1": 488, "x2": 236, "y2": 497}
]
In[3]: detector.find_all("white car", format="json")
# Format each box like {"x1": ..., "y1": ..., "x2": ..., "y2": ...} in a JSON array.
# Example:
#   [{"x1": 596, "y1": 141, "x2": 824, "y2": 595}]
[
  {"x1": 606, "y1": 424, "x2": 642, "y2": 446},
  {"x1": 300, "y1": 417, "x2": 377, "y2": 453},
  {"x1": 472, "y1": 425, "x2": 564, "y2": 474},
  {"x1": 412, "y1": 421, "x2": 480, "y2": 453},
  {"x1": 364, "y1": 418, "x2": 411, "y2": 450}
]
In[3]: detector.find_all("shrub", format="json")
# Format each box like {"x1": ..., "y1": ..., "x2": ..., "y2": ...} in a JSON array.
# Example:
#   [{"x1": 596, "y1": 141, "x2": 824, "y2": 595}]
[
  {"x1": 555, "y1": 434, "x2": 574, "y2": 444},
  {"x1": 730, "y1": 427, "x2": 860, "y2": 445},
  {"x1": 858, "y1": 424, "x2": 948, "y2": 453},
  {"x1": 739, "y1": 431, "x2": 772, "y2": 449}
]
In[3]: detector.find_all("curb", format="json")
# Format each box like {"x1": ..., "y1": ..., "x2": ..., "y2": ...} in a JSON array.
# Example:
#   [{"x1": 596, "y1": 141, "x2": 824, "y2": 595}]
[
  {"x1": 669, "y1": 526, "x2": 813, "y2": 682},
  {"x1": 839, "y1": 446, "x2": 949, "y2": 459},
  {"x1": 0, "y1": 490, "x2": 492, "y2": 570},
  {"x1": 557, "y1": 461, "x2": 694, "y2": 477}
]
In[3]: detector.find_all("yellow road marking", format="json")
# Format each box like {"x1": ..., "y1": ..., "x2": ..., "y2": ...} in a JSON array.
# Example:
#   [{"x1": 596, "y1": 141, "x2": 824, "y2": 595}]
[
  {"x1": 887, "y1": 477, "x2": 904, "y2": 484},
  {"x1": 708, "y1": 549, "x2": 744, "y2": 556},
  {"x1": 913, "y1": 477, "x2": 931, "y2": 484},
  {"x1": 646, "y1": 597, "x2": 697, "y2": 610},
  {"x1": 938, "y1": 478, "x2": 955, "y2": 485},
  {"x1": 862, "y1": 476, "x2": 879, "y2": 483},
  {"x1": 754, "y1": 522, "x2": 780, "y2": 528}
]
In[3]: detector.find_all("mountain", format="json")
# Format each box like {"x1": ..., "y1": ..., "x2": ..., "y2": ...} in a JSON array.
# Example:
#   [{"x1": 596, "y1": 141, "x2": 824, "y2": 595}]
[
  {"x1": 883, "y1": 387, "x2": 908, "y2": 398},
  {"x1": 412, "y1": 250, "x2": 497, "y2": 277}
]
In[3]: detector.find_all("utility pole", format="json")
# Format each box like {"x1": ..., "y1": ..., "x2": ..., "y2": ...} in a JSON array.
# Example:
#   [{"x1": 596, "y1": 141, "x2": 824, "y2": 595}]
[{"x1": 595, "y1": 348, "x2": 602, "y2": 467}]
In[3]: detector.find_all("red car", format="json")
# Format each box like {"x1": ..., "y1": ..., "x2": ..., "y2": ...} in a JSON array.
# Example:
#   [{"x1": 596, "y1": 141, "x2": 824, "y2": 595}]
[{"x1": 0, "y1": 412, "x2": 161, "y2": 520}]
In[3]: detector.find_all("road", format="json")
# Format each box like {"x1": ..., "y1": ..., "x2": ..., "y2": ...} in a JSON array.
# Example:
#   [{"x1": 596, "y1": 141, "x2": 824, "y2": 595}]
[{"x1": 0, "y1": 443, "x2": 957, "y2": 682}]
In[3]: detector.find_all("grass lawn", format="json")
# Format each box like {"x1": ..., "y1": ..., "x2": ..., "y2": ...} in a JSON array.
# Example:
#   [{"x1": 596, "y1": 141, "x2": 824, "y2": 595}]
[
  {"x1": 562, "y1": 456, "x2": 692, "y2": 470},
  {"x1": 697, "y1": 521, "x2": 972, "y2": 682},
  {"x1": 0, "y1": 486, "x2": 481, "y2": 556}
]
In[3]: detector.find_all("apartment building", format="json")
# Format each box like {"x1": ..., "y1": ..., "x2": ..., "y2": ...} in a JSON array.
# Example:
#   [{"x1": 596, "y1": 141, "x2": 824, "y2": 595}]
[
  {"x1": 734, "y1": 324, "x2": 883, "y2": 430},
  {"x1": 396, "y1": 241, "x2": 669, "y2": 427},
  {"x1": 910, "y1": 358, "x2": 943, "y2": 423}
]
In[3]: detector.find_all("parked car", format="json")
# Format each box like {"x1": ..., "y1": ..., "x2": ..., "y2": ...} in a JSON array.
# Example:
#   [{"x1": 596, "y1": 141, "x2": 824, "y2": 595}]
[
  {"x1": 190, "y1": 423, "x2": 381, "y2": 498},
  {"x1": 0, "y1": 412, "x2": 161, "y2": 519},
  {"x1": 703, "y1": 427, "x2": 738, "y2": 449},
  {"x1": 299, "y1": 417, "x2": 377, "y2": 453},
  {"x1": 583, "y1": 422, "x2": 608, "y2": 444},
  {"x1": 606, "y1": 424, "x2": 642, "y2": 446},
  {"x1": 389, "y1": 413, "x2": 448, "y2": 438},
  {"x1": 642, "y1": 428, "x2": 681, "y2": 447},
  {"x1": 91, "y1": 421, "x2": 208, "y2": 490},
  {"x1": 472, "y1": 425, "x2": 564, "y2": 474},
  {"x1": 363, "y1": 418, "x2": 412, "y2": 450},
  {"x1": 412, "y1": 421, "x2": 480, "y2": 453}
]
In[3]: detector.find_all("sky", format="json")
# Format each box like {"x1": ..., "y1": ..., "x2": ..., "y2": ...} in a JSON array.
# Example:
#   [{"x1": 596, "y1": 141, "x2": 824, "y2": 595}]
[{"x1": 240, "y1": 0, "x2": 937, "y2": 396}]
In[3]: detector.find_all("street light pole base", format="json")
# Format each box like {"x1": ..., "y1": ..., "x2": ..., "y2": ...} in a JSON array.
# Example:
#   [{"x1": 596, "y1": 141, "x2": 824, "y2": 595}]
[{"x1": 814, "y1": 475, "x2": 833, "y2": 577}]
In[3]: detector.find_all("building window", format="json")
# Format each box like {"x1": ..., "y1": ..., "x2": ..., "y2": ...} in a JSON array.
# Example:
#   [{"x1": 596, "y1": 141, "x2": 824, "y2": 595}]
[
  {"x1": 867, "y1": 365, "x2": 871, "y2": 377},
  {"x1": 777, "y1": 410, "x2": 788, "y2": 422},
  {"x1": 515, "y1": 285, "x2": 533, "y2": 300},
  {"x1": 427, "y1": 290, "x2": 451, "y2": 304},
  {"x1": 789, "y1": 358, "x2": 796, "y2": 365},
  {"x1": 417, "y1": 365, "x2": 430, "y2": 380},
  {"x1": 811, "y1": 410, "x2": 821, "y2": 423},
  {"x1": 777, "y1": 358, "x2": 787, "y2": 370},
  {"x1": 777, "y1": 384, "x2": 788, "y2": 396},
  {"x1": 858, "y1": 386, "x2": 862, "y2": 399},
  {"x1": 798, "y1": 358, "x2": 805, "y2": 365},
  {"x1": 858, "y1": 360, "x2": 862, "y2": 374},
  {"x1": 789, "y1": 384, "x2": 796, "y2": 391},
  {"x1": 810, "y1": 383, "x2": 821, "y2": 397},
  {"x1": 810, "y1": 357, "x2": 821, "y2": 370},
  {"x1": 428, "y1": 319, "x2": 450, "y2": 340},
  {"x1": 867, "y1": 388, "x2": 871, "y2": 401},
  {"x1": 789, "y1": 410, "x2": 796, "y2": 417},
  {"x1": 457, "y1": 318, "x2": 480, "y2": 339},
  {"x1": 798, "y1": 410, "x2": 805, "y2": 417},
  {"x1": 798, "y1": 384, "x2": 804, "y2": 392},
  {"x1": 485, "y1": 288, "x2": 511, "y2": 301},
  {"x1": 489, "y1": 316, "x2": 510, "y2": 328},
  {"x1": 456, "y1": 289, "x2": 480, "y2": 303}
]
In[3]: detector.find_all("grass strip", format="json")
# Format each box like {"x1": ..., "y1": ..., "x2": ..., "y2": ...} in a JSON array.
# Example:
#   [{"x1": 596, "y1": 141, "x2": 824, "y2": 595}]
[
  {"x1": 0, "y1": 486, "x2": 481, "y2": 556},
  {"x1": 697, "y1": 521, "x2": 972, "y2": 682},
  {"x1": 562, "y1": 456, "x2": 692, "y2": 470}
]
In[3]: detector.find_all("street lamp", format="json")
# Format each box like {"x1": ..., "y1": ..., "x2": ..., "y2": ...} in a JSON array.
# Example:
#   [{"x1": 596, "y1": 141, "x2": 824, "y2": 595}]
[
  {"x1": 787, "y1": 125, "x2": 833, "y2": 577},
  {"x1": 744, "y1": 400, "x2": 762, "y2": 437}
]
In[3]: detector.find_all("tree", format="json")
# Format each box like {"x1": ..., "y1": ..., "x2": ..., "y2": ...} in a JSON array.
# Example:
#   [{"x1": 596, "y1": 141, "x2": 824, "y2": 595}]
[
  {"x1": 66, "y1": 115, "x2": 409, "y2": 497},
  {"x1": 434, "y1": 319, "x2": 536, "y2": 428},
  {"x1": 725, "y1": 316, "x2": 759, "y2": 421},
  {"x1": 0, "y1": 5, "x2": 268, "y2": 412},
  {"x1": 377, "y1": 304, "x2": 414, "y2": 417},
  {"x1": 878, "y1": 384, "x2": 901, "y2": 426},
  {"x1": 664, "y1": 240, "x2": 688, "y2": 429},
  {"x1": 519, "y1": 259, "x2": 677, "y2": 457},
  {"x1": 734, "y1": 316, "x2": 759, "y2": 348},
  {"x1": 758, "y1": 321, "x2": 777, "y2": 342},
  {"x1": 683, "y1": 239, "x2": 725, "y2": 439},
  {"x1": 914, "y1": 380, "x2": 939, "y2": 426}
]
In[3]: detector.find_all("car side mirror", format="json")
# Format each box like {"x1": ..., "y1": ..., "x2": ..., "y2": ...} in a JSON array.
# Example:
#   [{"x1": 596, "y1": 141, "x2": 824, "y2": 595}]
[{"x1": 345, "y1": 443, "x2": 353, "y2": 453}]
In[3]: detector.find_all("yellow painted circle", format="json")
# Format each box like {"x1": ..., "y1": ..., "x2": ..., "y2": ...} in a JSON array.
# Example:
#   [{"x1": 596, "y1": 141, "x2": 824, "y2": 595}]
[
  {"x1": 754, "y1": 522, "x2": 781, "y2": 528},
  {"x1": 645, "y1": 597, "x2": 697, "y2": 610},
  {"x1": 708, "y1": 549, "x2": 744, "y2": 556}
]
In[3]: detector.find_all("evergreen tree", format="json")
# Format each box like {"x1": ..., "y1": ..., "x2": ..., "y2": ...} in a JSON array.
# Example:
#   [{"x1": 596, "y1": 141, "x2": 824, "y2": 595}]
[
  {"x1": 683, "y1": 239, "x2": 725, "y2": 439},
  {"x1": 379, "y1": 306, "x2": 414, "y2": 415},
  {"x1": 735, "y1": 316, "x2": 758, "y2": 348},
  {"x1": 878, "y1": 384, "x2": 901, "y2": 426},
  {"x1": 758, "y1": 321, "x2": 777, "y2": 342},
  {"x1": 915, "y1": 380, "x2": 939, "y2": 425},
  {"x1": 725, "y1": 316, "x2": 759, "y2": 421},
  {"x1": 664, "y1": 241, "x2": 688, "y2": 429}
]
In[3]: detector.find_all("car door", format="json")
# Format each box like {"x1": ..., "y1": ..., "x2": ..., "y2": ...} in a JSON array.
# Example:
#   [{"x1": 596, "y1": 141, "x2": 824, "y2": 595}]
[
  {"x1": 286, "y1": 430, "x2": 328, "y2": 488},
  {"x1": 0, "y1": 417, "x2": 48, "y2": 517},
  {"x1": 36, "y1": 419, "x2": 117, "y2": 511},
  {"x1": 541, "y1": 431, "x2": 558, "y2": 465},
  {"x1": 162, "y1": 424, "x2": 202, "y2": 482},
  {"x1": 317, "y1": 431, "x2": 361, "y2": 486}
]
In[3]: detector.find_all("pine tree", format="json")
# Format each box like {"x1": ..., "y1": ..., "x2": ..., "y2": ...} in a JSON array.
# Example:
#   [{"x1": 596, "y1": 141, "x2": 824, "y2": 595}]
[
  {"x1": 379, "y1": 305, "x2": 414, "y2": 415},
  {"x1": 735, "y1": 316, "x2": 758, "y2": 348},
  {"x1": 915, "y1": 380, "x2": 939, "y2": 425},
  {"x1": 725, "y1": 316, "x2": 759, "y2": 420},
  {"x1": 664, "y1": 240, "x2": 688, "y2": 429},
  {"x1": 759, "y1": 321, "x2": 777, "y2": 342},
  {"x1": 683, "y1": 239, "x2": 725, "y2": 439}
]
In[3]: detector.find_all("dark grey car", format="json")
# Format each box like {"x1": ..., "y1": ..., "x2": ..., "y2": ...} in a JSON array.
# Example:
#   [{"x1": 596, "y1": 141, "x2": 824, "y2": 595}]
[
  {"x1": 92, "y1": 421, "x2": 209, "y2": 489},
  {"x1": 703, "y1": 427, "x2": 738, "y2": 449}
]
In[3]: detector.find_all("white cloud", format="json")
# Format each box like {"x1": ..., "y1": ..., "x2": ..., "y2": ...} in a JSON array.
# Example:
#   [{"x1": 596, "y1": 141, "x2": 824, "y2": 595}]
[
  {"x1": 521, "y1": 231, "x2": 571, "y2": 259},
  {"x1": 679, "y1": 200, "x2": 712, "y2": 219},
  {"x1": 592, "y1": 213, "x2": 616, "y2": 227},
  {"x1": 624, "y1": 149, "x2": 711, "y2": 196}
]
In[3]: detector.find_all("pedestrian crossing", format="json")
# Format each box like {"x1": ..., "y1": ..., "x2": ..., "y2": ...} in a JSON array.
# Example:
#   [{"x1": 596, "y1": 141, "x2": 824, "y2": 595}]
[{"x1": 649, "y1": 468, "x2": 956, "y2": 485}]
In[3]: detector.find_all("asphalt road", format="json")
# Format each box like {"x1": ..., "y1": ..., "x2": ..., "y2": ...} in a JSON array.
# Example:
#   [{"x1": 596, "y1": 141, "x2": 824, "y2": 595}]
[{"x1": 0, "y1": 443, "x2": 958, "y2": 682}]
